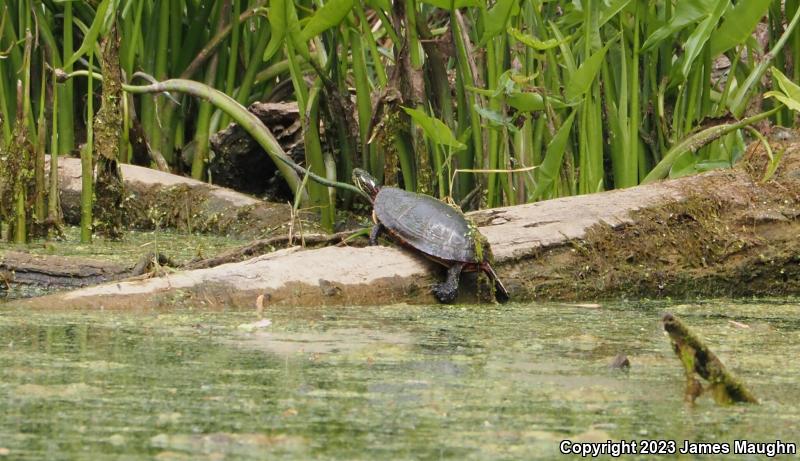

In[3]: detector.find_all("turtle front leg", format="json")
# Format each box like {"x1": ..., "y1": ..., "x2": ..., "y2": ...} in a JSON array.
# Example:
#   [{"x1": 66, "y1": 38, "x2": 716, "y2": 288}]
[
  {"x1": 369, "y1": 222, "x2": 384, "y2": 246},
  {"x1": 433, "y1": 263, "x2": 464, "y2": 304}
]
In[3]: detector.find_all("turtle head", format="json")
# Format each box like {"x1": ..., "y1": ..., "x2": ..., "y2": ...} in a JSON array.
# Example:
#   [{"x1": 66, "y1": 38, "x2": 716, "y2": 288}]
[{"x1": 352, "y1": 168, "x2": 381, "y2": 201}]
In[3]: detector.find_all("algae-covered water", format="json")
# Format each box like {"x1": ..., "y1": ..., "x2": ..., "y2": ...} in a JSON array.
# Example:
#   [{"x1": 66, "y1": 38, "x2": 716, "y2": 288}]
[{"x1": 1, "y1": 300, "x2": 798, "y2": 460}]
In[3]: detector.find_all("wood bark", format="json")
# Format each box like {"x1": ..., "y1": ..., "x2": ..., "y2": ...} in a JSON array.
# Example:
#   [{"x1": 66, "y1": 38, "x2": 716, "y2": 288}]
[{"x1": 20, "y1": 143, "x2": 800, "y2": 310}]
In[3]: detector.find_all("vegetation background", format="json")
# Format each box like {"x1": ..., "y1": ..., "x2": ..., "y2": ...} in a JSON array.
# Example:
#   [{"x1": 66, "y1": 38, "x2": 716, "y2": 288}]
[{"x1": 0, "y1": 0, "x2": 798, "y2": 238}]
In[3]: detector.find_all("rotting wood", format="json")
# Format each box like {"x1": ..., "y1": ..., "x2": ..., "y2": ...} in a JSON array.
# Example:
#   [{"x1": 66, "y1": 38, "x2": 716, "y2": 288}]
[
  {"x1": 18, "y1": 141, "x2": 800, "y2": 310},
  {"x1": 206, "y1": 102, "x2": 306, "y2": 198}
]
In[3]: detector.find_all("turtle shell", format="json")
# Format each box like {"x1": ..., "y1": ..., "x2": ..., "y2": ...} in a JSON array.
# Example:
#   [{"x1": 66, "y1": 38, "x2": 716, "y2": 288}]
[{"x1": 374, "y1": 187, "x2": 477, "y2": 263}]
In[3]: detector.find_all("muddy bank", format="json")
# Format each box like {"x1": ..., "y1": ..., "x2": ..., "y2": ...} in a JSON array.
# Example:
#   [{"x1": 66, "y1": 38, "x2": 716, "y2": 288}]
[
  {"x1": 22, "y1": 143, "x2": 800, "y2": 309},
  {"x1": 55, "y1": 157, "x2": 314, "y2": 238}
]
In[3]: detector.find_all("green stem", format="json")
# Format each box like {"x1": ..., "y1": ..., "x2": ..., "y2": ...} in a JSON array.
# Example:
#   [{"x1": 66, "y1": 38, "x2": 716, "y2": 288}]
[
  {"x1": 81, "y1": 53, "x2": 94, "y2": 244},
  {"x1": 305, "y1": 79, "x2": 334, "y2": 231},
  {"x1": 59, "y1": 1, "x2": 75, "y2": 154},
  {"x1": 49, "y1": 68, "x2": 61, "y2": 225},
  {"x1": 99, "y1": 75, "x2": 363, "y2": 199}
]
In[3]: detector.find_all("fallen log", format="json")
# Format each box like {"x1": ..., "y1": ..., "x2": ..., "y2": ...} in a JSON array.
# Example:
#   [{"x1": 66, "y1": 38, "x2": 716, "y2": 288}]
[
  {"x1": 0, "y1": 251, "x2": 175, "y2": 291},
  {"x1": 54, "y1": 157, "x2": 314, "y2": 239},
  {"x1": 21, "y1": 142, "x2": 800, "y2": 310},
  {"x1": 0, "y1": 251, "x2": 130, "y2": 290}
]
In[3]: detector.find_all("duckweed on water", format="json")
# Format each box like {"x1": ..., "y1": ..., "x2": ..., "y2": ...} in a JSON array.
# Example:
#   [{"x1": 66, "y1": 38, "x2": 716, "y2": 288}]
[{"x1": 0, "y1": 300, "x2": 799, "y2": 459}]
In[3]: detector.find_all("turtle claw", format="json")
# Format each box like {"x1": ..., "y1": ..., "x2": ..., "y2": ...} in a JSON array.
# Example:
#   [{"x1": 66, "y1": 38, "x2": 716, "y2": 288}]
[
  {"x1": 433, "y1": 264, "x2": 463, "y2": 303},
  {"x1": 432, "y1": 283, "x2": 458, "y2": 304}
]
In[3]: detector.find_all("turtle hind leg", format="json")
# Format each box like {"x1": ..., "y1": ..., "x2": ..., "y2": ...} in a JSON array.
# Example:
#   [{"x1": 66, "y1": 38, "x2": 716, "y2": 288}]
[
  {"x1": 368, "y1": 222, "x2": 384, "y2": 246},
  {"x1": 433, "y1": 263, "x2": 463, "y2": 304}
]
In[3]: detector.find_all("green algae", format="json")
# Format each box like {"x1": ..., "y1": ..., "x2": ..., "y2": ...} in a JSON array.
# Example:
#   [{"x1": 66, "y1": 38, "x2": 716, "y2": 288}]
[{"x1": 0, "y1": 299, "x2": 798, "y2": 460}]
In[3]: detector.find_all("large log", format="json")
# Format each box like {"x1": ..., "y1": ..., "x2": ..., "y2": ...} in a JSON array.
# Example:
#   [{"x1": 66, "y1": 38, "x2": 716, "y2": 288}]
[
  {"x1": 23, "y1": 143, "x2": 800, "y2": 310},
  {"x1": 55, "y1": 157, "x2": 313, "y2": 238}
]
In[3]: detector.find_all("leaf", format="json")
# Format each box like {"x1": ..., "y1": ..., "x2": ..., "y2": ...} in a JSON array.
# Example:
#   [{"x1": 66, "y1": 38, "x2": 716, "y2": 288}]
[
  {"x1": 669, "y1": 0, "x2": 728, "y2": 85},
  {"x1": 419, "y1": 0, "x2": 480, "y2": 10},
  {"x1": 263, "y1": 0, "x2": 287, "y2": 61},
  {"x1": 480, "y1": 0, "x2": 520, "y2": 45},
  {"x1": 641, "y1": 0, "x2": 711, "y2": 52},
  {"x1": 533, "y1": 110, "x2": 576, "y2": 199},
  {"x1": 465, "y1": 85, "x2": 496, "y2": 97},
  {"x1": 765, "y1": 91, "x2": 800, "y2": 113},
  {"x1": 709, "y1": 0, "x2": 770, "y2": 57},
  {"x1": 769, "y1": 67, "x2": 800, "y2": 109},
  {"x1": 598, "y1": 0, "x2": 632, "y2": 28},
  {"x1": 564, "y1": 42, "x2": 611, "y2": 102},
  {"x1": 287, "y1": 0, "x2": 310, "y2": 58},
  {"x1": 474, "y1": 104, "x2": 515, "y2": 129},
  {"x1": 549, "y1": 20, "x2": 576, "y2": 74},
  {"x1": 668, "y1": 151, "x2": 697, "y2": 179},
  {"x1": 300, "y1": 0, "x2": 354, "y2": 42},
  {"x1": 695, "y1": 159, "x2": 732, "y2": 171},
  {"x1": 366, "y1": 0, "x2": 391, "y2": 11},
  {"x1": 508, "y1": 28, "x2": 565, "y2": 51},
  {"x1": 506, "y1": 92, "x2": 568, "y2": 112},
  {"x1": 65, "y1": 0, "x2": 112, "y2": 68},
  {"x1": 403, "y1": 107, "x2": 466, "y2": 150}
]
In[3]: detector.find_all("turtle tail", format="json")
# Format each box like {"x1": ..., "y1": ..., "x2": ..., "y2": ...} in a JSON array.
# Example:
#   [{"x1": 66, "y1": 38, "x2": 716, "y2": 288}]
[{"x1": 482, "y1": 263, "x2": 510, "y2": 303}]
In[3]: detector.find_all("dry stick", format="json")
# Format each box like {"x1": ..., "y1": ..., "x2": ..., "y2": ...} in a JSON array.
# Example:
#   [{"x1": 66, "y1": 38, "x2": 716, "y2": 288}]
[
  {"x1": 183, "y1": 230, "x2": 361, "y2": 270},
  {"x1": 662, "y1": 313, "x2": 758, "y2": 405}
]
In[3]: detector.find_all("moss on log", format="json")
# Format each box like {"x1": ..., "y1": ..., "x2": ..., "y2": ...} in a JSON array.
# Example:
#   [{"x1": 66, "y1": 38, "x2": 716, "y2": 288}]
[{"x1": 662, "y1": 312, "x2": 758, "y2": 404}]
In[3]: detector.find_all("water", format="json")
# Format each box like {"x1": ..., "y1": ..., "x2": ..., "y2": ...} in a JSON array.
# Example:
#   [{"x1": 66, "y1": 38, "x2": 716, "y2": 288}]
[{"x1": 0, "y1": 300, "x2": 798, "y2": 460}]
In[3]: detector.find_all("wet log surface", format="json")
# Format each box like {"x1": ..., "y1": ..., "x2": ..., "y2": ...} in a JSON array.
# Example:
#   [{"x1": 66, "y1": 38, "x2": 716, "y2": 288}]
[{"x1": 21, "y1": 143, "x2": 800, "y2": 310}]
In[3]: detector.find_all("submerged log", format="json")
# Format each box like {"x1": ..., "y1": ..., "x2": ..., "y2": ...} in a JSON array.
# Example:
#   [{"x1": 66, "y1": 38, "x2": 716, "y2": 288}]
[
  {"x1": 54, "y1": 157, "x2": 316, "y2": 239},
  {"x1": 662, "y1": 312, "x2": 758, "y2": 404},
  {"x1": 21, "y1": 142, "x2": 800, "y2": 310}
]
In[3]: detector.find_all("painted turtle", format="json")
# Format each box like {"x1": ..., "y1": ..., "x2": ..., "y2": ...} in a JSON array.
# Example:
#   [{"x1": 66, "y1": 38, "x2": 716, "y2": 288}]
[{"x1": 352, "y1": 168, "x2": 509, "y2": 303}]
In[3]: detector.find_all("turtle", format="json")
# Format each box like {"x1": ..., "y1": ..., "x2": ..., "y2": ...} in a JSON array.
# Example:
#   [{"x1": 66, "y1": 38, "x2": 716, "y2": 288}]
[{"x1": 352, "y1": 168, "x2": 509, "y2": 303}]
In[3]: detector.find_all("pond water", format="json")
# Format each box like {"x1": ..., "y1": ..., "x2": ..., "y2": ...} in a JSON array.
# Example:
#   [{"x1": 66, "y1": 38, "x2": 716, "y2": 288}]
[{"x1": 0, "y1": 300, "x2": 798, "y2": 460}]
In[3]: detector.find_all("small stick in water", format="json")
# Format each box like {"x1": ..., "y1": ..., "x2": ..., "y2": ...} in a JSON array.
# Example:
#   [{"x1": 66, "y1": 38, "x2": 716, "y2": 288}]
[{"x1": 661, "y1": 312, "x2": 758, "y2": 405}]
